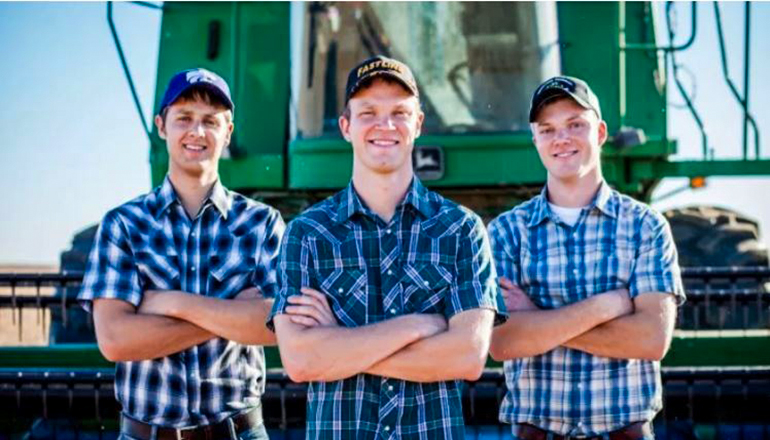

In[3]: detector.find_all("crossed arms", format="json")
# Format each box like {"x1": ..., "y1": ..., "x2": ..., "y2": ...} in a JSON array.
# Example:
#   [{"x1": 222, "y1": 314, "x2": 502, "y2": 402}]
[
  {"x1": 273, "y1": 288, "x2": 495, "y2": 383},
  {"x1": 488, "y1": 278, "x2": 677, "y2": 361},
  {"x1": 93, "y1": 288, "x2": 277, "y2": 362}
]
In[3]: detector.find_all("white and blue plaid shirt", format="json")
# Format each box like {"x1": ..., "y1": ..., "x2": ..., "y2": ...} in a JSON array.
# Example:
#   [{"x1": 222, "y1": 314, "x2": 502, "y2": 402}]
[
  {"x1": 488, "y1": 182, "x2": 685, "y2": 437},
  {"x1": 78, "y1": 176, "x2": 284, "y2": 427}
]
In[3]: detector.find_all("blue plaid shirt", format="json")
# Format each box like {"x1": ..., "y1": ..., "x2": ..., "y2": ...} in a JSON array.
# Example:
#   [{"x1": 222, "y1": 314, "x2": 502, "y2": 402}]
[
  {"x1": 78, "y1": 176, "x2": 284, "y2": 427},
  {"x1": 268, "y1": 178, "x2": 506, "y2": 440},
  {"x1": 488, "y1": 182, "x2": 685, "y2": 437}
]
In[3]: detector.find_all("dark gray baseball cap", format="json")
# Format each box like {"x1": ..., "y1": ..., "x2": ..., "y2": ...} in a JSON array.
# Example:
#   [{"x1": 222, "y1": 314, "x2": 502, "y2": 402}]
[{"x1": 529, "y1": 76, "x2": 601, "y2": 122}]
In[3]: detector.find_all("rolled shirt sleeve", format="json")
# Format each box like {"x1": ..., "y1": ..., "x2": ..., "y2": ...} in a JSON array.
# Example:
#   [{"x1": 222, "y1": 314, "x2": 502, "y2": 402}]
[
  {"x1": 266, "y1": 220, "x2": 311, "y2": 330},
  {"x1": 629, "y1": 210, "x2": 686, "y2": 305}
]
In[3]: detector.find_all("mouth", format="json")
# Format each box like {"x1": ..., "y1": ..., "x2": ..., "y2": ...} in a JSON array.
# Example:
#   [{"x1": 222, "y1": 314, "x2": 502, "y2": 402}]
[
  {"x1": 552, "y1": 150, "x2": 578, "y2": 159},
  {"x1": 367, "y1": 139, "x2": 399, "y2": 147},
  {"x1": 183, "y1": 143, "x2": 207, "y2": 152}
]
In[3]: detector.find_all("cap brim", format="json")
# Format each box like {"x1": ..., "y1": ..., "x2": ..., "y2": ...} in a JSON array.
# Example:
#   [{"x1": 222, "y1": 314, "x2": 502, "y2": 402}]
[
  {"x1": 529, "y1": 89, "x2": 592, "y2": 122},
  {"x1": 162, "y1": 82, "x2": 235, "y2": 114},
  {"x1": 346, "y1": 71, "x2": 418, "y2": 103}
]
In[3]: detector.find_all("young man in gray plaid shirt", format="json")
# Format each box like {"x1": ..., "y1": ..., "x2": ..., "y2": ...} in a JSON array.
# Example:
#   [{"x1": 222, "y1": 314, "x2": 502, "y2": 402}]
[
  {"x1": 79, "y1": 68, "x2": 283, "y2": 439},
  {"x1": 268, "y1": 56, "x2": 507, "y2": 439},
  {"x1": 488, "y1": 76, "x2": 685, "y2": 440}
]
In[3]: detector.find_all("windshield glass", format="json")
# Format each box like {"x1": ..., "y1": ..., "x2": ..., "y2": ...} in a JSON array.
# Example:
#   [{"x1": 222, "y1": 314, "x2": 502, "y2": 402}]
[{"x1": 294, "y1": 2, "x2": 560, "y2": 138}]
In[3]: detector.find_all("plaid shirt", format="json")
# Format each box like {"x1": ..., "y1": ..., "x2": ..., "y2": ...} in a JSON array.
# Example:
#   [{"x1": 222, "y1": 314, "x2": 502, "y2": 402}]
[
  {"x1": 78, "y1": 176, "x2": 284, "y2": 427},
  {"x1": 268, "y1": 178, "x2": 506, "y2": 440},
  {"x1": 488, "y1": 182, "x2": 685, "y2": 437}
]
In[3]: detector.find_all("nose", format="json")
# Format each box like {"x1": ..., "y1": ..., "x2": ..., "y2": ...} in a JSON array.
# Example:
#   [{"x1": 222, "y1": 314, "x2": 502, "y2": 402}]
[
  {"x1": 375, "y1": 115, "x2": 396, "y2": 129},
  {"x1": 191, "y1": 120, "x2": 205, "y2": 137}
]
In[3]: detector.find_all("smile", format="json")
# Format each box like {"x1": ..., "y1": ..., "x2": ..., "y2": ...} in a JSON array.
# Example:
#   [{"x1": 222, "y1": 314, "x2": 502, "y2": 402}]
[
  {"x1": 368, "y1": 139, "x2": 399, "y2": 147},
  {"x1": 553, "y1": 150, "x2": 577, "y2": 158},
  {"x1": 183, "y1": 144, "x2": 207, "y2": 152}
]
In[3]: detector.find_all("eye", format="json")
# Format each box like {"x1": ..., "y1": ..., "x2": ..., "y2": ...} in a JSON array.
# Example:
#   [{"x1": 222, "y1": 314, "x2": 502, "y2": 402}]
[
  {"x1": 540, "y1": 127, "x2": 554, "y2": 135},
  {"x1": 569, "y1": 121, "x2": 586, "y2": 130}
]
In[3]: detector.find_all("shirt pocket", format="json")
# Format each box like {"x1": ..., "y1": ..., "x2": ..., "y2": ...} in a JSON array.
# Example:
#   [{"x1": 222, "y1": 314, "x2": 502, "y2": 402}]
[
  {"x1": 401, "y1": 262, "x2": 453, "y2": 315},
  {"x1": 209, "y1": 253, "x2": 254, "y2": 298},
  {"x1": 135, "y1": 251, "x2": 180, "y2": 290},
  {"x1": 315, "y1": 263, "x2": 368, "y2": 326}
]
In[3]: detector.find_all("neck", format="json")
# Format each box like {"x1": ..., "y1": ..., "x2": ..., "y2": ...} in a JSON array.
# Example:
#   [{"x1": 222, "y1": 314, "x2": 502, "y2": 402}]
[
  {"x1": 351, "y1": 166, "x2": 413, "y2": 223},
  {"x1": 546, "y1": 170, "x2": 603, "y2": 208},
  {"x1": 168, "y1": 168, "x2": 218, "y2": 218}
]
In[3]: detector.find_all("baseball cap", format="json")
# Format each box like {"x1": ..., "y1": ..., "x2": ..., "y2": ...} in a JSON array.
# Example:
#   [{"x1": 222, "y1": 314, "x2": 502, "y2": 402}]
[
  {"x1": 158, "y1": 68, "x2": 234, "y2": 115},
  {"x1": 529, "y1": 76, "x2": 601, "y2": 122},
  {"x1": 345, "y1": 55, "x2": 419, "y2": 104}
]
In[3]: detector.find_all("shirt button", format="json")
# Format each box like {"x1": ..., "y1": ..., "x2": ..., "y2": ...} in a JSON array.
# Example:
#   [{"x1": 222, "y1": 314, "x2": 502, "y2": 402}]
[
  {"x1": 388, "y1": 385, "x2": 394, "y2": 391},
  {"x1": 190, "y1": 266, "x2": 196, "y2": 272},
  {"x1": 423, "y1": 280, "x2": 430, "y2": 286},
  {"x1": 386, "y1": 229, "x2": 392, "y2": 234},
  {"x1": 338, "y1": 288, "x2": 344, "y2": 293},
  {"x1": 577, "y1": 383, "x2": 583, "y2": 389},
  {"x1": 387, "y1": 269, "x2": 393, "y2": 276},
  {"x1": 390, "y1": 308, "x2": 397, "y2": 315},
  {"x1": 190, "y1": 231, "x2": 196, "y2": 237},
  {"x1": 572, "y1": 269, "x2": 579, "y2": 275},
  {"x1": 384, "y1": 426, "x2": 390, "y2": 432}
]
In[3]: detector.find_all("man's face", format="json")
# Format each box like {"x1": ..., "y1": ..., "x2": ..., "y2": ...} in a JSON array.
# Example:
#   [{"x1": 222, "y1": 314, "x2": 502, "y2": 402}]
[
  {"x1": 339, "y1": 79, "x2": 424, "y2": 176},
  {"x1": 531, "y1": 98, "x2": 607, "y2": 183},
  {"x1": 155, "y1": 98, "x2": 234, "y2": 179}
]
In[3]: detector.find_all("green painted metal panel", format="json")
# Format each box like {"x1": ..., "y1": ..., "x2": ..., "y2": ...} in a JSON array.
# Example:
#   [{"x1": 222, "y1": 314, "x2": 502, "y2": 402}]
[
  {"x1": 663, "y1": 333, "x2": 770, "y2": 367},
  {"x1": 289, "y1": 134, "x2": 545, "y2": 189},
  {"x1": 150, "y1": 2, "x2": 289, "y2": 190},
  {"x1": 0, "y1": 344, "x2": 112, "y2": 369},
  {"x1": 649, "y1": 159, "x2": 770, "y2": 179}
]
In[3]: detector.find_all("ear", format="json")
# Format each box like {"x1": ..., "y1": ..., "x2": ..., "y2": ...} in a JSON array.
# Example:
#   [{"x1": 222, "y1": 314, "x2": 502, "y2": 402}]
[
  {"x1": 224, "y1": 121, "x2": 235, "y2": 147},
  {"x1": 339, "y1": 115, "x2": 351, "y2": 142},
  {"x1": 597, "y1": 120, "x2": 608, "y2": 146},
  {"x1": 414, "y1": 110, "x2": 425, "y2": 139},
  {"x1": 155, "y1": 115, "x2": 167, "y2": 140}
]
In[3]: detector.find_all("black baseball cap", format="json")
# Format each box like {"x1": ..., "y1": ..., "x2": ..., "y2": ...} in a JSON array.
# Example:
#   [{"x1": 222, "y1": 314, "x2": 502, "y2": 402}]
[
  {"x1": 158, "y1": 68, "x2": 234, "y2": 115},
  {"x1": 529, "y1": 76, "x2": 601, "y2": 122},
  {"x1": 345, "y1": 55, "x2": 419, "y2": 104}
]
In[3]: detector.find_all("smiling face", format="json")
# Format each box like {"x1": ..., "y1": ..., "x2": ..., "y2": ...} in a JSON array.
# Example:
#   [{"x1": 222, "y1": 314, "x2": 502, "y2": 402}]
[
  {"x1": 531, "y1": 97, "x2": 607, "y2": 185},
  {"x1": 339, "y1": 78, "x2": 424, "y2": 178},
  {"x1": 155, "y1": 92, "x2": 233, "y2": 181}
]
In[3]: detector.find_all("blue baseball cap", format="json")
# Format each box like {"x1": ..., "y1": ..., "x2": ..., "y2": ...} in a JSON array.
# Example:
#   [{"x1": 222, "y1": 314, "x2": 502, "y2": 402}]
[
  {"x1": 529, "y1": 76, "x2": 601, "y2": 122},
  {"x1": 158, "y1": 68, "x2": 234, "y2": 115}
]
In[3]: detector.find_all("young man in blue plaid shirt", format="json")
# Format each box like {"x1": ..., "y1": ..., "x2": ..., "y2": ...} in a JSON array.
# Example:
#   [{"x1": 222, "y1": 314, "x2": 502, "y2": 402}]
[
  {"x1": 79, "y1": 68, "x2": 283, "y2": 439},
  {"x1": 267, "y1": 56, "x2": 507, "y2": 439},
  {"x1": 488, "y1": 76, "x2": 685, "y2": 440}
]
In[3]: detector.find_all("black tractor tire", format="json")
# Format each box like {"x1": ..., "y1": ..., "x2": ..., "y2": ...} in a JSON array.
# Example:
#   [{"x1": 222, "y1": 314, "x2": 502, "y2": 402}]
[
  {"x1": 663, "y1": 206, "x2": 768, "y2": 268},
  {"x1": 50, "y1": 224, "x2": 99, "y2": 343}
]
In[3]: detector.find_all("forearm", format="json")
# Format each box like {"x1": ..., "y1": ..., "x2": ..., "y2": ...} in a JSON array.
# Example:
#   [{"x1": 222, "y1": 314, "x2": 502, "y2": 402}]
[
  {"x1": 96, "y1": 312, "x2": 213, "y2": 362},
  {"x1": 160, "y1": 292, "x2": 276, "y2": 346},
  {"x1": 489, "y1": 294, "x2": 625, "y2": 360},
  {"x1": 563, "y1": 293, "x2": 676, "y2": 360},
  {"x1": 366, "y1": 311, "x2": 494, "y2": 382},
  {"x1": 275, "y1": 315, "x2": 427, "y2": 382}
]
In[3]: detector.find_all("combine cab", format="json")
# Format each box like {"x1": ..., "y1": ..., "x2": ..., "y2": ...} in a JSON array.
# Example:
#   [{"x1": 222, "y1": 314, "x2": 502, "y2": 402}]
[{"x1": 2, "y1": 1, "x2": 769, "y2": 438}]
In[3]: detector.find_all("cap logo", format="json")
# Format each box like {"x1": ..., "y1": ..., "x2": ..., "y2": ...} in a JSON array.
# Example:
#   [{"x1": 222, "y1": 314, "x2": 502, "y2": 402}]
[
  {"x1": 357, "y1": 60, "x2": 405, "y2": 78},
  {"x1": 536, "y1": 77, "x2": 576, "y2": 95},
  {"x1": 186, "y1": 70, "x2": 219, "y2": 85}
]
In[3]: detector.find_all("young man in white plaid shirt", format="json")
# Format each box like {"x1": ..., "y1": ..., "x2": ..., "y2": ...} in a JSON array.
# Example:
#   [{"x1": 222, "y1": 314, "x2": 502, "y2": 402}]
[{"x1": 489, "y1": 76, "x2": 685, "y2": 440}]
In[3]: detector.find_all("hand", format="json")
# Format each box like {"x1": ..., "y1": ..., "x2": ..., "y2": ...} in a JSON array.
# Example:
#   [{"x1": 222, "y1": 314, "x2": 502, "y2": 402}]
[
  {"x1": 138, "y1": 290, "x2": 184, "y2": 318},
  {"x1": 285, "y1": 287, "x2": 338, "y2": 327},
  {"x1": 499, "y1": 277, "x2": 537, "y2": 312},
  {"x1": 235, "y1": 287, "x2": 263, "y2": 301},
  {"x1": 412, "y1": 314, "x2": 448, "y2": 339}
]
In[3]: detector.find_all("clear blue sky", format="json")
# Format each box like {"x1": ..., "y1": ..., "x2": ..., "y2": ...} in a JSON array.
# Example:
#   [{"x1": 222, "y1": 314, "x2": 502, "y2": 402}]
[{"x1": 1, "y1": 2, "x2": 768, "y2": 265}]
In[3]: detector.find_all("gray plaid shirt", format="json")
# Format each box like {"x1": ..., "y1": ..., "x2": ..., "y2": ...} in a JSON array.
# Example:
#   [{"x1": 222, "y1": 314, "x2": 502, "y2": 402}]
[
  {"x1": 79, "y1": 176, "x2": 284, "y2": 427},
  {"x1": 268, "y1": 178, "x2": 506, "y2": 440}
]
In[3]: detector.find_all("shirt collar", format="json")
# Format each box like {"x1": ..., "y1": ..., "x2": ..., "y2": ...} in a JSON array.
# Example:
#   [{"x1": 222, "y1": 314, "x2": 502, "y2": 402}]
[
  {"x1": 335, "y1": 177, "x2": 435, "y2": 224},
  {"x1": 527, "y1": 180, "x2": 616, "y2": 228},
  {"x1": 152, "y1": 175, "x2": 232, "y2": 220}
]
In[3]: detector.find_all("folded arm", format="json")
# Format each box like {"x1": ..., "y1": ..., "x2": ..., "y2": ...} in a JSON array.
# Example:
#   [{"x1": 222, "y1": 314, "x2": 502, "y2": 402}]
[
  {"x1": 562, "y1": 292, "x2": 677, "y2": 360},
  {"x1": 273, "y1": 291, "x2": 447, "y2": 383},
  {"x1": 366, "y1": 308, "x2": 495, "y2": 382},
  {"x1": 92, "y1": 298, "x2": 213, "y2": 362},
  {"x1": 139, "y1": 288, "x2": 276, "y2": 346},
  {"x1": 489, "y1": 279, "x2": 633, "y2": 361}
]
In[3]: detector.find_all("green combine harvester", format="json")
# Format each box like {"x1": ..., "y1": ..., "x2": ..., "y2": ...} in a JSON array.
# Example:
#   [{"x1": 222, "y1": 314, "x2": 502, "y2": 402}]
[{"x1": 2, "y1": 2, "x2": 769, "y2": 439}]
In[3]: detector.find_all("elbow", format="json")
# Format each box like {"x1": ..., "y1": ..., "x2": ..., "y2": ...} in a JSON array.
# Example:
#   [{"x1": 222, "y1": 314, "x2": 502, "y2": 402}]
[
  {"x1": 459, "y1": 343, "x2": 490, "y2": 381},
  {"x1": 642, "y1": 338, "x2": 670, "y2": 361},
  {"x1": 96, "y1": 336, "x2": 130, "y2": 362},
  {"x1": 488, "y1": 338, "x2": 507, "y2": 362},
  {"x1": 278, "y1": 345, "x2": 322, "y2": 383}
]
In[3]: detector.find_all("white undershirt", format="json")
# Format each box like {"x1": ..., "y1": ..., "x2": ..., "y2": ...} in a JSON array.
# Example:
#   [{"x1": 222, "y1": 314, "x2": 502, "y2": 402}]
[{"x1": 548, "y1": 203, "x2": 584, "y2": 227}]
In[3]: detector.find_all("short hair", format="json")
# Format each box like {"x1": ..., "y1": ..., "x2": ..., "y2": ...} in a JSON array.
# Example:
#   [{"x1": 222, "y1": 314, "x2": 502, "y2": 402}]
[
  {"x1": 341, "y1": 76, "x2": 420, "y2": 120},
  {"x1": 159, "y1": 87, "x2": 233, "y2": 124}
]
